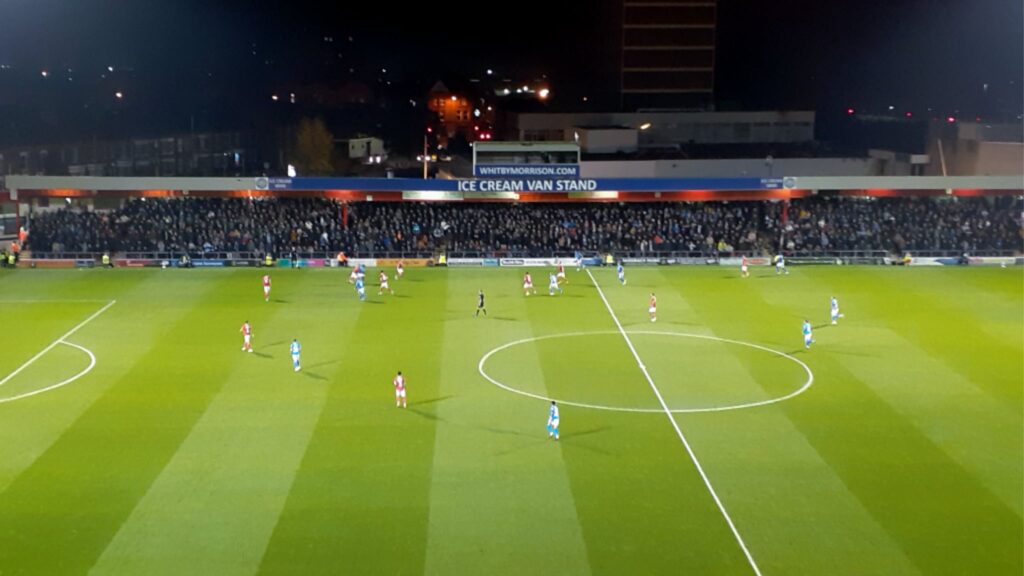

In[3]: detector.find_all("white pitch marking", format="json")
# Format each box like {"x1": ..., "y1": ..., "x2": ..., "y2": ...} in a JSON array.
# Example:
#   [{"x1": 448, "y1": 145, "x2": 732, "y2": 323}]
[
  {"x1": 0, "y1": 299, "x2": 112, "y2": 304},
  {"x1": 0, "y1": 300, "x2": 115, "y2": 388},
  {"x1": 478, "y1": 331, "x2": 813, "y2": 414},
  {"x1": 0, "y1": 341, "x2": 96, "y2": 404},
  {"x1": 586, "y1": 269, "x2": 763, "y2": 576}
]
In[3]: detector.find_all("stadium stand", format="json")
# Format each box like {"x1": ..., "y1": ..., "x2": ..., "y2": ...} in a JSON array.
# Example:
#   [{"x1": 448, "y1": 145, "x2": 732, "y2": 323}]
[{"x1": 24, "y1": 196, "x2": 1023, "y2": 257}]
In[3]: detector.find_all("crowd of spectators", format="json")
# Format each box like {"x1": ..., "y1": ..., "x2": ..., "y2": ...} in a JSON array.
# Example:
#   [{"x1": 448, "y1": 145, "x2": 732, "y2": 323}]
[
  {"x1": 25, "y1": 195, "x2": 1023, "y2": 257},
  {"x1": 28, "y1": 198, "x2": 349, "y2": 255},
  {"x1": 780, "y1": 195, "x2": 1022, "y2": 254}
]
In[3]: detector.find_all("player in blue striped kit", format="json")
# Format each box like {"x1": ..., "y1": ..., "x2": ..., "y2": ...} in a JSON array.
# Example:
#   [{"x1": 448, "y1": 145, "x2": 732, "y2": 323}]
[
  {"x1": 355, "y1": 275, "x2": 366, "y2": 301},
  {"x1": 290, "y1": 339, "x2": 302, "y2": 372},
  {"x1": 803, "y1": 320, "x2": 814, "y2": 349},
  {"x1": 548, "y1": 273, "x2": 562, "y2": 296},
  {"x1": 775, "y1": 254, "x2": 790, "y2": 275},
  {"x1": 547, "y1": 401, "x2": 560, "y2": 440}
]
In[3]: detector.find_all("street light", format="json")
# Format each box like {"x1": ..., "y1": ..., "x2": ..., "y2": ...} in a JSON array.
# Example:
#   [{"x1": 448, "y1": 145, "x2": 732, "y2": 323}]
[{"x1": 639, "y1": 123, "x2": 651, "y2": 130}]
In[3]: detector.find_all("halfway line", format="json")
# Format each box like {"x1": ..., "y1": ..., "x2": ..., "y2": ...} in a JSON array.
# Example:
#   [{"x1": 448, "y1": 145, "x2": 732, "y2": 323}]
[{"x1": 585, "y1": 269, "x2": 763, "y2": 576}]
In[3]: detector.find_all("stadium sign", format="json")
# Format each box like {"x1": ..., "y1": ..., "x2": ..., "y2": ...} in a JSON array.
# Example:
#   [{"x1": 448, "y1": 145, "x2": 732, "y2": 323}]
[
  {"x1": 473, "y1": 164, "x2": 580, "y2": 178},
  {"x1": 268, "y1": 177, "x2": 785, "y2": 192},
  {"x1": 457, "y1": 179, "x2": 598, "y2": 192},
  {"x1": 498, "y1": 257, "x2": 602, "y2": 267}
]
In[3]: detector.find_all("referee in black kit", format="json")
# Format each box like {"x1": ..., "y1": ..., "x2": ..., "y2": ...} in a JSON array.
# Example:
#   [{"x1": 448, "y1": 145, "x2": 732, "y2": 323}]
[{"x1": 474, "y1": 289, "x2": 487, "y2": 318}]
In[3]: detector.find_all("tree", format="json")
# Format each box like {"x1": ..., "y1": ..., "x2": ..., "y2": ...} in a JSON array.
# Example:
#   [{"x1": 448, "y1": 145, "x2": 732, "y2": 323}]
[{"x1": 289, "y1": 117, "x2": 335, "y2": 175}]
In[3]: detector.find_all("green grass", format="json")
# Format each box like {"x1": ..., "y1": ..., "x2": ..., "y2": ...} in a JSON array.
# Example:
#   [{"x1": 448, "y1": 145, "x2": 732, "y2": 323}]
[{"x1": 0, "y1": 265, "x2": 1020, "y2": 575}]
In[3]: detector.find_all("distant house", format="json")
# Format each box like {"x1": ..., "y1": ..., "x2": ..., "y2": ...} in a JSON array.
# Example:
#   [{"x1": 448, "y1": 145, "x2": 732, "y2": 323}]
[{"x1": 340, "y1": 137, "x2": 387, "y2": 164}]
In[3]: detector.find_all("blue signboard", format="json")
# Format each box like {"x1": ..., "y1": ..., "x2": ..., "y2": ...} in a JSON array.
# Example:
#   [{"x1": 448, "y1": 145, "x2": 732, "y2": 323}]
[
  {"x1": 474, "y1": 164, "x2": 580, "y2": 178},
  {"x1": 268, "y1": 177, "x2": 785, "y2": 192}
]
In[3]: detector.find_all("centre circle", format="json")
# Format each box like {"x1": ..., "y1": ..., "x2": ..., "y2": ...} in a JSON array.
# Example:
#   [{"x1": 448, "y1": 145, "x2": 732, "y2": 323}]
[{"x1": 478, "y1": 331, "x2": 814, "y2": 414}]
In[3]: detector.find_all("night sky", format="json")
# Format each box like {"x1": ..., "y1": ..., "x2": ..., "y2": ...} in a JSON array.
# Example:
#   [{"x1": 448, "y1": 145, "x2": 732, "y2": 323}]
[{"x1": 0, "y1": 0, "x2": 1020, "y2": 146}]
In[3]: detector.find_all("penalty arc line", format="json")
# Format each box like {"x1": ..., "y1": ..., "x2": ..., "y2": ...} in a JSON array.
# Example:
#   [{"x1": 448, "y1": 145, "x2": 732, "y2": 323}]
[
  {"x1": 0, "y1": 300, "x2": 116, "y2": 389},
  {"x1": 585, "y1": 269, "x2": 763, "y2": 576},
  {"x1": 0, "y1": 341, "x2": 96, "y2": 404}
]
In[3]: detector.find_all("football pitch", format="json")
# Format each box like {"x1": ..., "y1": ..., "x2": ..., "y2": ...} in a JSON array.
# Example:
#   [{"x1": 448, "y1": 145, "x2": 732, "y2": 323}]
[{"x1": 0, "y1": 265, "x2": 1020, "y2": 575}]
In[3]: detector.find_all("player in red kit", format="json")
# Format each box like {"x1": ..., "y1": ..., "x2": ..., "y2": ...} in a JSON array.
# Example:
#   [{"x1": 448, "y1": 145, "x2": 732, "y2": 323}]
[
  {"x1": 741, "y1": 256, "x2": 749, "y2": 278},
  {"x1": 394, "y1": 371, "x2": 407, "y2": 408},
  {"x1": 396, "y1": 260, "x2": 405, "y2": 279},
  {"x1": 262, "y1": 274, "x2": 272, "y2": 301},
  {"x1": 523, "y1": 272, "x2": 536, "y2": 296},
  {"x1": 240, "y1": 321, "x2": 253, "y2": 352},
  {"x1": 648, "y1": 293, "x2": 657, "y2": 323},
  {"x1": 378, "y1": 270, "x2": 393, "y2": 295},
  {"x1": 556, "y1": 261, "x2": 567, "y2": 284}
]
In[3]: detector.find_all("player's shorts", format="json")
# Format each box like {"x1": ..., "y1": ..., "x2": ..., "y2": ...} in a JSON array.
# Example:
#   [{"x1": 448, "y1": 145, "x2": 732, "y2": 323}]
[
  {"x1": 741, "y1": 265, "x2": 748, "y2": 273},
  {"x1": 556, "y1": 272, "x2": 566, "y2": 279},
  {"x1": 523, "y1": 282, "x2": 533, "y2": 289},
  {"x1": 649, "y1": 306, "x2": 656, "y2": 314},
  {"x1": 264, "y1": 286, "x2": 270, "y2": 294},
  {"x1": 804, "y1": 334, "x2": 812, "y2": 344},
  {"x1": 395, "y1": 388, "x2": 406, "y2": 398},
  {"x1": 549, "y1": 418, "x2": 559, "y2": 429},
  {"x1": 291, "y1": 353, "x2": 300, "y2": 362},
  {"x1": 381, "y1": 281, "x2": 389, "y2": 290},
  {"x1": 549, "y1": 284, "x2": 558, "y2": 290},
  {"x1": 358, "y1": 288, "x2": 366, "y2": 295},
  {"x1": 244, "y1": 335, "x2": 251, "y2": 344},
  {"x1": 618, "y1": 273, "x2": 625, "y2": 279}
]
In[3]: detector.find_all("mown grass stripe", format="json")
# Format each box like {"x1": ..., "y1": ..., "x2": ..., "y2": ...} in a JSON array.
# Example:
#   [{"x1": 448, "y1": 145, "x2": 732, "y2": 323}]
[
  {"x1": 258, "y1": 267, "x2": 447, "y2": 575},
  {"x1": 424, "y1": 268, "x2": 593, "y2": 576}
]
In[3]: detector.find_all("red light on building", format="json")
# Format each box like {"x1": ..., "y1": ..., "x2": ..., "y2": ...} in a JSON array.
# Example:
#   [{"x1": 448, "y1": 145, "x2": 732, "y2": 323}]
[
  {"x1": 904, "y1": 112, "x2": 913, "y2": 118},
  {"x1": 946, "y1": 116, "x2": 956, "y2": 123},
  {"x1": 846, "y1": 108, "x2": 855, "y2": 115}
]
